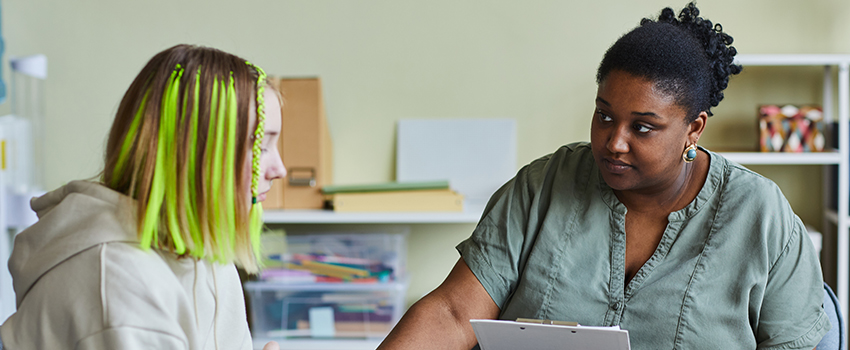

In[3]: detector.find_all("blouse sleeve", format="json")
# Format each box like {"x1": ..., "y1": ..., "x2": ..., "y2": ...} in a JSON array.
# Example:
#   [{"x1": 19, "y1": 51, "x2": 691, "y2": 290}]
[
  {"x1": 456, "y1": 160, "x2": 543, "y2": 309},
  {"x1": 756, "y1": 217, "x2": 830, "y2": 350}
]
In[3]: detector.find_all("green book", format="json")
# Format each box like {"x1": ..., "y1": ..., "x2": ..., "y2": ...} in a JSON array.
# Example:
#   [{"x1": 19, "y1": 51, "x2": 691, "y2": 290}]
[{"x1": 322, "y1": 180, "x2": 450, "y2": 194}]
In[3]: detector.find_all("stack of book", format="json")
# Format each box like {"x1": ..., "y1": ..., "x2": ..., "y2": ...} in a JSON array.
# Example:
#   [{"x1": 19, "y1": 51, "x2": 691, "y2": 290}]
[{"x1": 322, "y1": 180, "x2": 464, "y2": 212}]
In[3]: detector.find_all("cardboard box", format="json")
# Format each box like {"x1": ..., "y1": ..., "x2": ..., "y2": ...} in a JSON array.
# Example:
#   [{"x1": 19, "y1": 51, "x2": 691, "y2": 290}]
[{"x1": 264, "y1": 77, "x2": 333, "y2": 209}]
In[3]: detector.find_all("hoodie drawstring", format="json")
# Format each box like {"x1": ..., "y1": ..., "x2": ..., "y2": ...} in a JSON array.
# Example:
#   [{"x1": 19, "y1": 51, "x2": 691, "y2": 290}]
[{"x1": 212, "y1": 264, "x2": 219, "y2": 350}]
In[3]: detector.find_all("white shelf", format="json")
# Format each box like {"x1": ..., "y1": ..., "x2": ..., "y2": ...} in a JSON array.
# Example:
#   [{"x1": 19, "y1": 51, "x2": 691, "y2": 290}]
[
  {"x1": 718, "y1": 151, "x2": 841, "y2": 165},
  {"x1": 736, "y1": 54, "x2": 850, "y2": 66},
  {"x1": 826, "y1": 209, "x2": 840, "y2": 225},
  {"x1": 263, "y1": 203, "x2": 485, "y2": 224}
]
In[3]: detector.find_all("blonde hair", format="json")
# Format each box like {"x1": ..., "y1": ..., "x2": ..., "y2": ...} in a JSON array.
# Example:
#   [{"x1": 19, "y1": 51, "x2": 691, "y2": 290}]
[{"x1": 101, "y1": 44, "x2": 270, "y2": 273}]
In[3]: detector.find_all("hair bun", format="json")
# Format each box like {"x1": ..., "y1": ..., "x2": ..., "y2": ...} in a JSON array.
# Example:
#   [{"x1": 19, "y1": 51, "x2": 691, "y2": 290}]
[{"x1": 652, "y1": 2, "x2": 742, "y2": 110}]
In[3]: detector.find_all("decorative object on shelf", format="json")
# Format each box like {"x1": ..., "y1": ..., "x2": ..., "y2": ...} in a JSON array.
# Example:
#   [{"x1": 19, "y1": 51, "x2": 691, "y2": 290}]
[
  {"x1": 263, "y1": 77, "x2": 333, "y2": 210},
  {"x1": 759, "y1": 104, "x2": 825, "y2": 152},
  {"x1": 322, "y1": 180, "x2": 463, "y2": 213}
]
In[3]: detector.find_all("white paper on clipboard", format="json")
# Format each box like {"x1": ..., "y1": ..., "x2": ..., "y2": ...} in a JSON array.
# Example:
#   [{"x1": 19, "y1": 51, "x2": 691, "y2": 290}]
[{"x1": 470, "y1": 319, "x2": 630, "y2": 350}]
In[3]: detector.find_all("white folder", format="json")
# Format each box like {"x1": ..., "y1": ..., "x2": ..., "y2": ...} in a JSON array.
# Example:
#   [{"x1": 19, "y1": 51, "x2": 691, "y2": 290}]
[{"x1": 470, "y1": 319, "x2": 630, "y2": 350}]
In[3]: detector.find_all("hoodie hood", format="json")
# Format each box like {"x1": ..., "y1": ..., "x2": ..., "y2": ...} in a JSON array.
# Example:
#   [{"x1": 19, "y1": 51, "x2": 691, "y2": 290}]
[{"x1": 9, "y1": 180, "x2": 138, "y2": 307}]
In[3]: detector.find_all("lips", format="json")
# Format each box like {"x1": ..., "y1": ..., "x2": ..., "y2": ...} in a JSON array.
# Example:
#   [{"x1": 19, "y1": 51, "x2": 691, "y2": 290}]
[
  {"x1": 257, "y1": 190, "x2": 269, "y2": 202},
  {"x1": 602, "y1": 158, "x2": 633, "y2": 174}
]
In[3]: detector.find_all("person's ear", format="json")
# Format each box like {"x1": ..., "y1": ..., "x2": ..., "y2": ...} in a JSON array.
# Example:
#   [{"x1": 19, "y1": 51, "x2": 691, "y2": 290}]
[{"x1": 688, "y1": 111, "x2": 708, "y2": 144}]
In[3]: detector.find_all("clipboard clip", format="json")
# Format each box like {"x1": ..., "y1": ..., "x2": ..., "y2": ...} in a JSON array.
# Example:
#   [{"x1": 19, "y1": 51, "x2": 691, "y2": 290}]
[{"x1": 516, "y1": 318, "x2": 580, "y2": 326}]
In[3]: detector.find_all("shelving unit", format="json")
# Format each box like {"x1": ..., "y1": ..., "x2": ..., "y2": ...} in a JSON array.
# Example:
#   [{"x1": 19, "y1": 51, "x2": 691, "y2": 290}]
[
  {"x1": 258, "y1": 203, "x2": 484, "y2": 350},
  {"x1": 729, "y1": 54, "x2": 850, "y2": 344},
  {"x1": 258, "y1": 207, "x2": 483, "y2": 350}
]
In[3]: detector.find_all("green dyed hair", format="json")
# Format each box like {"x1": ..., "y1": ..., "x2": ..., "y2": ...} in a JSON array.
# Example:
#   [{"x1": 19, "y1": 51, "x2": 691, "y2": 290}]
[{"x1": 102, "y1": 44, "x2": 270, "y2": 273}]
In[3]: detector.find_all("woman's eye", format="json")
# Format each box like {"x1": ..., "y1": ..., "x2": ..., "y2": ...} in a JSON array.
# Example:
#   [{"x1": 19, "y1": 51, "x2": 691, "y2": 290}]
[
  {"x1": 634, "y1": 124, "x2": 652, "y2": 133},
  {"x1": 597, "y1": 111, "x2": 612, "y2": 122}
]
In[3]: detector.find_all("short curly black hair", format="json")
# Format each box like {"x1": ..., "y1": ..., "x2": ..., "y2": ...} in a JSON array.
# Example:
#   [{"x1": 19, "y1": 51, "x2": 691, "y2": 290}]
[{"x1": 596, "y1": 2, "x2": 742, "y2": 122}]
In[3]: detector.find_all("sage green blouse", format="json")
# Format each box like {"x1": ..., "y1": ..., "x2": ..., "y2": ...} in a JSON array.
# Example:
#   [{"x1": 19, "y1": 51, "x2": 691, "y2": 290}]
[{"x1": 457, "y1": 142, "x2": 829, "y2": 350}]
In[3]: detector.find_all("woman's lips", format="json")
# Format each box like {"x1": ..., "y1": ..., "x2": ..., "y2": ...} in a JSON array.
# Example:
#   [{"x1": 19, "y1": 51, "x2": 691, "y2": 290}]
[{"x1": 603, "y1": 158, "x2": 632, "y2": 174}]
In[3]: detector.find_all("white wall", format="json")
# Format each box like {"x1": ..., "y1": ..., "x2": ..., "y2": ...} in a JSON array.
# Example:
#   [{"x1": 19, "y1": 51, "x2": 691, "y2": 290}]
[{"x1": 4, "y1": 0, "x2": 849, "y2": 306}]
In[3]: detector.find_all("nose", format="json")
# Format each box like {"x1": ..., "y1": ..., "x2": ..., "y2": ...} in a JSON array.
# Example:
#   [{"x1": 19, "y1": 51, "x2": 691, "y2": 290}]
[
  {"x1": 606, "y1": 125, "x2": 630, "y2": 154},
  {"x1": 267, "y1": 155, "x2": 286, "y2": 181}
]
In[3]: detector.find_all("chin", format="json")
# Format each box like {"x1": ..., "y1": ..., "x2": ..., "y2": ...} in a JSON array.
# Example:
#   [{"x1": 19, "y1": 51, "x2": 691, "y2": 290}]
[{"x1": 600, "y1": 173, "x2": 636, "y2": 192}]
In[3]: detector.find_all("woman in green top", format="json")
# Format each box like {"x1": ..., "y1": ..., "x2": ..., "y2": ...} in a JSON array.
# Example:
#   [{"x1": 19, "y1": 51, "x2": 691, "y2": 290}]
[{"x1": 379, "y1": 3, "x2": 829, "y2": 350}]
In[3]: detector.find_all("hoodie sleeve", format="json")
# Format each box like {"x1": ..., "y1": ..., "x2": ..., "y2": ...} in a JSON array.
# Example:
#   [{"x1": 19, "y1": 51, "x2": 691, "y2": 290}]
[{"x1": 75, "y1": 326, "x2": 188, "y2": 350}]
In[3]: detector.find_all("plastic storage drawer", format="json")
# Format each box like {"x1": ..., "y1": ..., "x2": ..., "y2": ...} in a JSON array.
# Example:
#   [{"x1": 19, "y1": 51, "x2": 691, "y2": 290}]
[
  {"x1": 245, "y1": 280, "x2": 407, "y2": 340},
  {"x1": 277, "y1": 232, "x2": 407, "y2": 282}
]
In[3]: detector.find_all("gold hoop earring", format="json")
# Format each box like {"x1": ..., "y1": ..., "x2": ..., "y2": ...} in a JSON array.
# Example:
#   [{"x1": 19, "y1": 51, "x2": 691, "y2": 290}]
[{"x1": 683, "y1": 144, "x2": 697, "y2": 163}]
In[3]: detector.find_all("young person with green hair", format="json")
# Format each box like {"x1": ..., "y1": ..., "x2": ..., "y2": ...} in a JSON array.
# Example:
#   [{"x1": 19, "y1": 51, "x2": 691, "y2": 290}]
[{"x1": 0, "y1": 44, "x2": 286, "y2": 349}]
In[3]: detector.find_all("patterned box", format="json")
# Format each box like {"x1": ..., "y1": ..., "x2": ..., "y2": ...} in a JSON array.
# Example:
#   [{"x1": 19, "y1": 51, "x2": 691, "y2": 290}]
[{"x1": 759, "y1": 104, "x2": 825, "y2": 152}]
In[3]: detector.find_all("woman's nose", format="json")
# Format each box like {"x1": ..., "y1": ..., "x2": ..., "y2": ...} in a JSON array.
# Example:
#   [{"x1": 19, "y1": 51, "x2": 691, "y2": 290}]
[
  {"x1": 606, "y1": 126, "x2": 630, "y2": 154},
  {"x1": 269, "y1": 157, "x2": 286, "y2": 181}
]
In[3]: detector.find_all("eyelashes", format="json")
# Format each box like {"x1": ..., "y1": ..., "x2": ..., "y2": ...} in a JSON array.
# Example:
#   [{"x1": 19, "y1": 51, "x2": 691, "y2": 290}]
[{"x1": 595, "y1": 110, "x2": 655, "y2": 134}]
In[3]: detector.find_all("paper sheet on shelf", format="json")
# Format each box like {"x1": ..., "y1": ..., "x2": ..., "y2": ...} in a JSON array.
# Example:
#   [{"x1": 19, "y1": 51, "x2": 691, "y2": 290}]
[{"x1": 396, "y1": 119, "x2": 516, "y2": 206}]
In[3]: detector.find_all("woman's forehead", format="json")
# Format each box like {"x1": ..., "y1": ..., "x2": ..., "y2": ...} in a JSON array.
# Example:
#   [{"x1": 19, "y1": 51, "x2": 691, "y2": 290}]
[
  {"x1": 599, "y1": 72, "x2": 674, "y2": 102},
  {"x1": 597, "y1": 71, "x2": 685, "y2": 119}
]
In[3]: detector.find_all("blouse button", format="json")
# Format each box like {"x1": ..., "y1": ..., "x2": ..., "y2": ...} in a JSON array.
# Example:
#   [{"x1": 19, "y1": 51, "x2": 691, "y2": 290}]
[{"x1": 611, "y1": 301, "x2": 623, "y2": 311}]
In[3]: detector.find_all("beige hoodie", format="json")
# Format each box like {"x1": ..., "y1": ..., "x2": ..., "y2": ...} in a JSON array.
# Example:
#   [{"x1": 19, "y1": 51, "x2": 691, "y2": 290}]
[{"x1": 0, "y1": 181, "x2": 253, "y2": 349}]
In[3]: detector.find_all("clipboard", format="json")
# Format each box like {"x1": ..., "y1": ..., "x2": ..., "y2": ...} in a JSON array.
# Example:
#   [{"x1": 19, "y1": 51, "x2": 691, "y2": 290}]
[{"x1": 470, "y1": 319, "x2": 631, "y2": 350}]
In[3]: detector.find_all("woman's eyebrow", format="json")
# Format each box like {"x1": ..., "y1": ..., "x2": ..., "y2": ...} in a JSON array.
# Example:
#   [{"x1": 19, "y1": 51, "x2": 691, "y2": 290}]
[
  {"x1": 597, "y1": 97, "x2": 661, "y2": 119},
  {"x1": 595, "y1": 97, "x2": 611, "y2": 106},
  {"x1": 632, "y1": 111, "x2": 662, "y2": 120}
]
